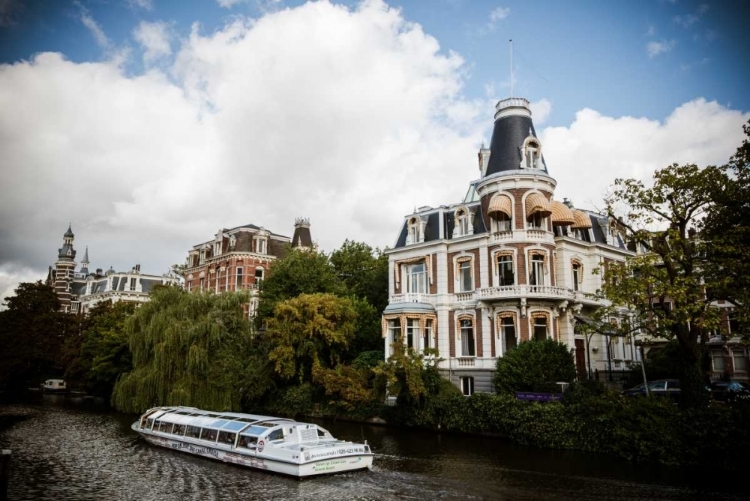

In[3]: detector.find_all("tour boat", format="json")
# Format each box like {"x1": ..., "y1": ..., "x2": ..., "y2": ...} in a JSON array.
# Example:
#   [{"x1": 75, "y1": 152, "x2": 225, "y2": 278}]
[
  {"x1": 41, "y1": 379, "x2": 68, "y2": 393},
  {"x1": 132, "y1": 406, "x2": 374, "y2": 478}
]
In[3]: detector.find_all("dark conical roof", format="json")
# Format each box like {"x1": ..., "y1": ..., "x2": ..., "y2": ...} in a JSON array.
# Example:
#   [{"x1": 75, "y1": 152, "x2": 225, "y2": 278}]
[
  {"x1": 291, "y1": 218, "x2": 313, "y2": 249},
  {"x1": 64, "y1": 224, "x2": 74, "y2": 238},
  {"x1": 484, "y1": 97, "x2": 548, "y2": 177}
]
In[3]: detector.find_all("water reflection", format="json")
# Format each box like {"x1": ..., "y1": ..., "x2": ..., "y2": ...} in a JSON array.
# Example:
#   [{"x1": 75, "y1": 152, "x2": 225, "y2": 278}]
[{"x1": 0, "y1": 396, "x2": 743, "y2": 501}]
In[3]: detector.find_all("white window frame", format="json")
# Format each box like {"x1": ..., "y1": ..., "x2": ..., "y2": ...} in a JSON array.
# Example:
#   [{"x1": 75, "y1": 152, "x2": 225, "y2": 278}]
[
  {"x1": 423, "y1": 319, "x2": 433, "y2": 353},
  {"x1": 255, "y1": 267, "x2": 264, "y2": 285},
  {"x1": 460, "y1": 318, "x2": 475, "y2": 357},
  {"x1": 530, "y1": 255, "x2": 545, "y2": 286},
  {"x1": 406, "y1": 319, "x2": 419, "y2": 350},
  {"x1": 733, "y1": 350, "x2": 746, "y2": 372},
  {"x1": 236, "y1": 267, "x2": 243, "y2": 290},
  {"x1": 406, "y1": 262, "x2": 427, "y2": 294},
  {"x1": 458, "y1": 260, "x2": 473, "y2": 292},
  {"x1": 496, "y1": 254, "x2": 515, "y2": 286},
  {"x1": 572, "y1": 264, "x2": 581, "y2": 291},
  {"x1": 460, "y1": 376, "x2": 474, "y2": 396},
  {"x1": 388, "y1": 319, "x2": 401, "y2": 344},
  {"x1": 500, "y1": 316, "x2": 517, "y2": 352},
  {"x1": 712, "y1": 350, "x2": 725, "y2": 372},
  {"x1": 532, "y1": 315, "x2": 548, "y2": 341}
]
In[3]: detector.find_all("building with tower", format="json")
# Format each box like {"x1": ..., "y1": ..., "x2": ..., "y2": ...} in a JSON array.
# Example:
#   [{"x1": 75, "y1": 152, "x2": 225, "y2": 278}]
[
  {"x1": 46, "y1": 225, "x2": 178, "y2": 314},
  {"x1": 182, "y1": 218, "x2": 315, "y2": 317},
  {"x1": 382, "y1": 97, "x2": 641, "y2": 394}
]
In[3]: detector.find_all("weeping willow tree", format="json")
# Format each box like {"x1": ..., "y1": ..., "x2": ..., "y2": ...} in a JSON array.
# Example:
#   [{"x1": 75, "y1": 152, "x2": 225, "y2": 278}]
[{"x1": 111, "y1": 286, "x2": 255, "y2": 413}]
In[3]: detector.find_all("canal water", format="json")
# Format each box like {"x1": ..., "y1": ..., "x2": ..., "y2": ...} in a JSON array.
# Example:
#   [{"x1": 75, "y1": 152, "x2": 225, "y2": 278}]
[{"x1": 0, "y1": 395, "x2": 743, "y2": 500}]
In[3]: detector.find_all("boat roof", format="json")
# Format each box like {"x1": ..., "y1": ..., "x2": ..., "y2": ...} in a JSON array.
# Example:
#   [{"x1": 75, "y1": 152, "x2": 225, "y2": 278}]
[{"x1": 146, "y1": 406, "x2": 298, "y2": 433}]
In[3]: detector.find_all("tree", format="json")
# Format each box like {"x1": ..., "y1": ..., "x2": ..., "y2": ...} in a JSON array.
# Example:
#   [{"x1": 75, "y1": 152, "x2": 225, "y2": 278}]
[
  {"x1": 330, "y1": 240, "x2": 389, "y2": 313},
  {"x1": 265, "y1": 293, "x2": 358, "y2": 383},
  {"x1": 74, "y1": 300, "x2": 137, "y2": 397},
  {"x1": 111, "y1": 286, "x2": 256, "y2": 413},
  {"x1": 493, "y1": 339, "x2": 576, "y2": 394},
  {"x1": 0, "y1": 281, "x2": 72, "y2": 390},
  {"x1": 256, "y1": 247, "x2": 344, "y2": 324},
  {"x1": 701, "y1": 121, "x2": 750, "y2": 332},
  {"x1": 602, "y1": 162, "x2": 730, "y2": 407}
]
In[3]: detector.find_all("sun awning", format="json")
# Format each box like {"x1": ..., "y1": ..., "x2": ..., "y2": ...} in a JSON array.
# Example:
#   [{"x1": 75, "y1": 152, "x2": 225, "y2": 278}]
[
  {"x1": 550, "y1": 201, "x2": 575, "y2": 226},
  {"x1": 571, "y1": 210, "x2": 593, "y2": 229},
  {"x1": 525, "y1": 193, "x2": 552, "y2": 218},
  {"x1": 487, "y1": 193, "x2": 512, "y2": 218}
]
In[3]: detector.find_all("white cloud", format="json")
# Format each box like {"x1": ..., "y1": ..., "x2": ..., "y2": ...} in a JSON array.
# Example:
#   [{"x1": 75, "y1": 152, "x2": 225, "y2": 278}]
[
  {"x1": 539, "y1": 99, "x2": 750, "y2": 212},
  {"x1": 0, "y1": 264, "x2": 44, "y2": 310},
  {"x1": 133, "y1": 21, "x2": 172, "y2": 63},
  {"x1": 127, "y1": 0, "x2": 153, "y2": 11},
  {"x1": 0, "y1": 0, "x2": 482, "y2": 303},
  {"x1": 80, "y1": 11, "x2": 110, "y2": 49},
  {"x1": 530, "y1": 98, "x2": 551, "y2": 125},
  {"x1": 674, "y1": 4, "x2": 709, "y2": 29},
  {"x1": 646, "y1": 39, "x2": 676, "y2": 58},
  {"x1": 489, "y1": 6, "x2": 510, "y2": 22}
]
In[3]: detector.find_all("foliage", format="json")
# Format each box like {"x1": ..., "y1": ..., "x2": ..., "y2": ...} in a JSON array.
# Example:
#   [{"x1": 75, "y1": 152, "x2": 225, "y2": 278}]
[
  {"x1": 265, "y1": 293, "x2": 358, "y2": 383},
  {"x1": 624, "y1": 340, "x2": 683, "y2": 388},
  {"x1": 701, "y1": 121, "x2": 750, "y2": 333},
  {"x1": 111, "y1": 287, "x2": 255, "y2": 413},
  {"x1": 312, "y1": 363, "x2": 376, "y2": 415},
  {"x1": 329, "y1": 239, "x2": 389, "y2": 313},
  {"x1": 601, "y1": 160, "x2": 737, "y2": 407},
  {"x1": 73, "y1": 300, "x2": 137, "y2": 397},
  {"x1": 256, "y1": 248, "x2": 344, "y2": 324},
  {"x1": 492, "y1": 339, "x2": 576, "y2": 394},
  {"x1": 351, "y1": 350, "x2": 385, "y2": 369},
  {"x1": 0, "y1": 281, "x2": 74, "y2": 390}
]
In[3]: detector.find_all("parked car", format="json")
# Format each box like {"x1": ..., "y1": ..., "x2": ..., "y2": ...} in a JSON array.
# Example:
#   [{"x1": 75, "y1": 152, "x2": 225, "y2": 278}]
[
  {"x1": 710, "y1": 381, "x2": 750, "y2": 404},
  {"x1": 622, "y1": 379, "x2": 682, "y2": 401}
]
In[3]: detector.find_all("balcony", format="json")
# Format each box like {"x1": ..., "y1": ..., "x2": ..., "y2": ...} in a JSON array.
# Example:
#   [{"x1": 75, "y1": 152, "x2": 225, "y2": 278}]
[
  {"x1": 389, "y1": 293, "x2": 436, "y2": 305},
  {"x1": 491, "y1": 230, "x2": 513, "y2": 243},
  {"x1": 526, "y1": 229, "x2": 554, "y2": 242},
  {"x1": 476, "y1": 285, "x2": 575, "y2": 301},
  {"x1": 448, "y1": 357, "x2": 497, "y2": 370}
]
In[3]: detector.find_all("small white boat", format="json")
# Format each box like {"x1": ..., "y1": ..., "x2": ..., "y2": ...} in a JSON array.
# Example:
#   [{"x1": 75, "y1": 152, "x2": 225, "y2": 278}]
[
  {"x1": 41, "y1": 379, "x2": 67, "y2": 393},
  {"x1": 132, "y1": 406, "x2": 374, "y2": 478}
]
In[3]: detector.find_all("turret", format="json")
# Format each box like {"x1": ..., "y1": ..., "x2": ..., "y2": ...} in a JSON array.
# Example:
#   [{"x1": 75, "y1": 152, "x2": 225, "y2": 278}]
[{"x1": 291, "y1": 217, "x2": 313, "y2": 250}]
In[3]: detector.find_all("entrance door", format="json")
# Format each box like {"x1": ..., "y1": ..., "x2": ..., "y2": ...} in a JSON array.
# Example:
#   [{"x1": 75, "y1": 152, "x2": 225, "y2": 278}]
[{"x1": 575, "y1": 339, "x2": 587, "y2": 380}]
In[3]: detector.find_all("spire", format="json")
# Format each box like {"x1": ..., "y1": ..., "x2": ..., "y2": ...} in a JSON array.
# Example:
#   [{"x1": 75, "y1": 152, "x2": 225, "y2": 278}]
[
  {"x1": 80, "y1": 246, "x2": 90, "y2": 275},
  {"x1": 64, "y1": 223, "x2": 74, "y2": 238},
  {"x1": 58, "y1": 223, "x2": 77, "y2": 261}
]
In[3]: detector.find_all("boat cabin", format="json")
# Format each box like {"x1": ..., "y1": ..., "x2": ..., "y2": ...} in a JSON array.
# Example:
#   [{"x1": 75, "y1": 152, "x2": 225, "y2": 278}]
[{"x1": 138, "y1": 407, "x2": 333, "y2": 451}]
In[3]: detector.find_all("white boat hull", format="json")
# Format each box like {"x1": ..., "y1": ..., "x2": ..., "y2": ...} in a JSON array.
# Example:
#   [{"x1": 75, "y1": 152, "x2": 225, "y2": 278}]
[{"x1": 134, "y1": 424, "x2": 373, "y2": 478}]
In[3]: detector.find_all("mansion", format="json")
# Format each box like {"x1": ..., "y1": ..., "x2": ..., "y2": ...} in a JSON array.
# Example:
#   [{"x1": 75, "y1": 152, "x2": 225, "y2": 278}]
[
  {"x1": 46, "y1": 225, "x2": 178, "y2": 314},
  {"x1": 182, "y1": 218, "x2": 313, "y2": 315},
  {"x1": 382, "y1": 97, "x2": 641, "y2": 395}
]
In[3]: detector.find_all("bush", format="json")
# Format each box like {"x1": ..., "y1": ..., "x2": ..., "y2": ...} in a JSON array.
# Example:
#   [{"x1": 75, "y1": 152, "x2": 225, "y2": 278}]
[{"x1": 493, "y1": 339, "x2": 576, "y2": 394}]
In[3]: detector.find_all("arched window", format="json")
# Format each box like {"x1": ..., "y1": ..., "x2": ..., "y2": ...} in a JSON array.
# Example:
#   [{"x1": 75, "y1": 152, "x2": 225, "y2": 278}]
[
  {"x1": 496, "y1": 253, "x2": 515, "y2": 286},
  {"x1": 456, "y1": 209, "x2": 469, "y2": 236},
  {"x1": 488, "y1": 193, "x2": 513, "y2": 232},
  {"x1": 532, "y1": 313, "x2": 549, "y2": 341},
  {"x1": 456, "y1": 257, "x2": 474, "y2": 292},
  {"x1": 529, "y1": 253, "x2": 546, "y2": 287},
  {"x1": 520, "y1": 137, "x2": 542, "y2": 169},
  {"x1": 498, "y1": 313, "x2": 517, "y2": 353},
  {"x1": 407, "y1": 217, "x2": 421, "y2": 245}
]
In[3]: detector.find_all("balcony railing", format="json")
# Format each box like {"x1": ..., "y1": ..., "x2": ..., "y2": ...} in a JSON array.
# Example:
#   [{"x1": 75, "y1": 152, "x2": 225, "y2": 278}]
[
  {"x1": 455, "y1": 292, "x2": 475, "y2": 302},
  {"x1": 389, "y1": 293, "x2": 435, "y2": 304},
  {"x1": 457, "y1": 357, "x2": 475, "y2": 367},
  {"x1": 492, "y1": 230, "x2": 513, "y2": 242},
  {"x1": 526, "y1": 229, "x2": 553, "y2": 241},
  {"x1": 476, "y1": 285, "x2": 575, "y2": 301}
]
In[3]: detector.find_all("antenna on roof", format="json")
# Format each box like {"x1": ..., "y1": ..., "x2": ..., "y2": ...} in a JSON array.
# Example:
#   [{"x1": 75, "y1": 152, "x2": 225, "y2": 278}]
[{"x1": 509, "y1": 39, "x2": 514, "y2": 98}]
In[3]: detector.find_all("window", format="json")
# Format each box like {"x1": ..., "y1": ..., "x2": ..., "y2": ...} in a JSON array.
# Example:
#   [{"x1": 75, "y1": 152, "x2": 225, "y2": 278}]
[
  {"x1": 215, "y1": 272, "x2": 220, "y2": 293},
  {"x1": 388, "y1": 319, "x2": 401, "y2": 344},
  {"x1": 460, "y1": 319, "x2": 475, "y2": 357},
  {"x1": 423, "y1": 319, "x2": 433, "y2": 353},
  {"x1": 257, "y1": 238, "x2": 267, "y2": 254},
  {"x1": 574, "y1": 228, "x2": 591, "y2": 242},
  {"x1": 460, "y1": 376, "x2": 474, "y2": 396},
  {"x1": 130, "y1": 277, "x2": 137, "y2": 290},
  {"x1": 187, "y1": 281, "x2": 192, "y2": 292},
  {"x1": 497, "y1": 255, "x2": 514, "y2": 286},
  {"x1": 406, "y1": 319, "x2": 419, "y2": 349},
  {"x1": 255, "y1": 267, "x2": 264, "y2": 285},
  {"x1": 533, "y1": 316, "x2": 548, "y2": 341},
  {"x1": 712, "y1": 350, "x2": 725, "y2": 372},
  {"x1": 406, "y1": 263, "x2": 427, "y2": 293},
  {"x1": 494, "y1": 213, "x2": 512, "y2": 232},
  {"x1": 456, "y1": 209, "x2": 470, "y2": 236},
  {"x1": 501, "y1": 316, "x2": 516, "y2": 351},
  {"x1": 733, "y1": 351, "x2": 747, "y2": 372},
  {"x1": 523, "y1": 139, "x2": 540, "y2": 169},
  {"x1": 407, "y1": 217, "x2": 421, "y2": 245},
  {"x1": 199, "y1": 277, "x2": 205, "y2": 291},
  {"x1": 527, "y1": 212, "x2": 546, "y2": 229},
  {"x1": 530, "y1": 255, "x2": 545, "y2": 286},
  {"x1": 236, "y1": 267, "x2": 243, "y2": 289},
  {"x1": 458, "y1": 260, "x2": 473, "y2": 292},
  {"x1": 572, "y1": 263, "x2": 581, "y2": 291},
  {"x1": 214, "y1": 242, "x2": 221, "y2": 256}
]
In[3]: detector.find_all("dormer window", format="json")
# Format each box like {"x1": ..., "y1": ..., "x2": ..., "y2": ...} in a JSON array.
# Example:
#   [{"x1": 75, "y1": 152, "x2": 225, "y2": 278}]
[
  {"x1": 256, "y1": 237, "x2": 267, "y2": 254},
  {"x1": 452, "y1": 207, "x2": 474, "y2": 238},
  {"x1": 520, "y1": 136, "x2": 542, "y2": 169},
  {"x1": 407, "y1": 217, "x2": 422, "y2": 245}
]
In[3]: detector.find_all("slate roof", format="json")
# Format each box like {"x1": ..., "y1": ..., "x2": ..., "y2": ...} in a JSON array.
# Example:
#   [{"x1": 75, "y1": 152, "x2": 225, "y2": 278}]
[{"x1": 485, "y1": 114, "x2": 548, "y2": 177}]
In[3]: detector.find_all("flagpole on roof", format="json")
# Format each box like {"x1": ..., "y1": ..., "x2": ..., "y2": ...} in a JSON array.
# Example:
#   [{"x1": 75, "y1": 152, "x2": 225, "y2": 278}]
[{"x1": 509, "y1": 39, "x2": 514, "y2": 98}]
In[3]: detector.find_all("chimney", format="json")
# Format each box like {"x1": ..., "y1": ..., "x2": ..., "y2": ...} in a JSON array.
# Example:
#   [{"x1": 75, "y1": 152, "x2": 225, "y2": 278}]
[{"x1": 563, "y1": 198, "x2": 574, "y2": 208}]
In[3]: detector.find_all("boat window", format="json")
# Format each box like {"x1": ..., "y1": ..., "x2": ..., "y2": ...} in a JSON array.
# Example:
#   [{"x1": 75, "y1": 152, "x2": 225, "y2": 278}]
[
  {"x1": 217, "y1": 431, "x2": 236, "y2": 446},
  {"x1": 267, "y1": 429, "x2": 284, "y2": 441},
  {"x1": 185, "y1": 426, "x2": 201, "y2": 438},
  {"x1": 207, "y1": 419, "x2": 230, "y2": 429},
  {"x1": 220, "y1": 421, "x2": 247, "y2": 432},
  {"x1": 201, "y1": 429, "x2": 218, "y2": 442},
  {"x1": 238, "y1": 435, "x2": 258, "y2": 449},
  {"x1": 158, "y1": 422, "x2": 172, "y2": 433},
  {"x1": 244, "y1": 425, "x2": 272, "y2": 435},
  {"x1": 146, "y1": 418, "x2": 154, "y2": 429},
  {"x1": 173, "y1": 425, "x2": 186, "y2": 435},
  {"x1": 317, "y1": 428, "x2": 326, "y2": 437}
]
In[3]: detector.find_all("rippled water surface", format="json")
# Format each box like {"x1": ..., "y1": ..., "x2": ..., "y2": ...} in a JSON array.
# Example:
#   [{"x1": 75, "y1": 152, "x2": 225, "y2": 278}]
[{"x1": 0, "y1": 396, "x2": 744, "y2": 500}]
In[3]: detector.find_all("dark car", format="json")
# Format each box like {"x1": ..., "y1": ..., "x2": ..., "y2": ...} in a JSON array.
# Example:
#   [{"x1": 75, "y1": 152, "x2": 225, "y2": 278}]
[
  {"x1": 710, "y1": 381, "x2": 750, "y2": 404},
  {"x1": 622, "y1": 379, "x2": 682, "y2": 399}
]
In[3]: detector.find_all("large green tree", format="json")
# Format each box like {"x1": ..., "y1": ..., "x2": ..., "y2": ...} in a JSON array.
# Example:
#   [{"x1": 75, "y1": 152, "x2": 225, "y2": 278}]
[
  {"x1": 111, "y1": 286, "x2": 256, "y2": 413},
  {"x1": 0, "y1": 282, "x2": 73, "y2": 390},
  {"x1": 330, "y1": 239, "x2": 389, "y2": 313},
  {"x1": 602, "y1": 161, "x2": 733, "y2": 407}
]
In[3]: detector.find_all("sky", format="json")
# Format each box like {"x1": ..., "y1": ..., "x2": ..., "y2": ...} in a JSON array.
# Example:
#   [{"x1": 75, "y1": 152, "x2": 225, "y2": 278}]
[{"x1": 0, "y1": 0, "x2": 749, "y2": 303}]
